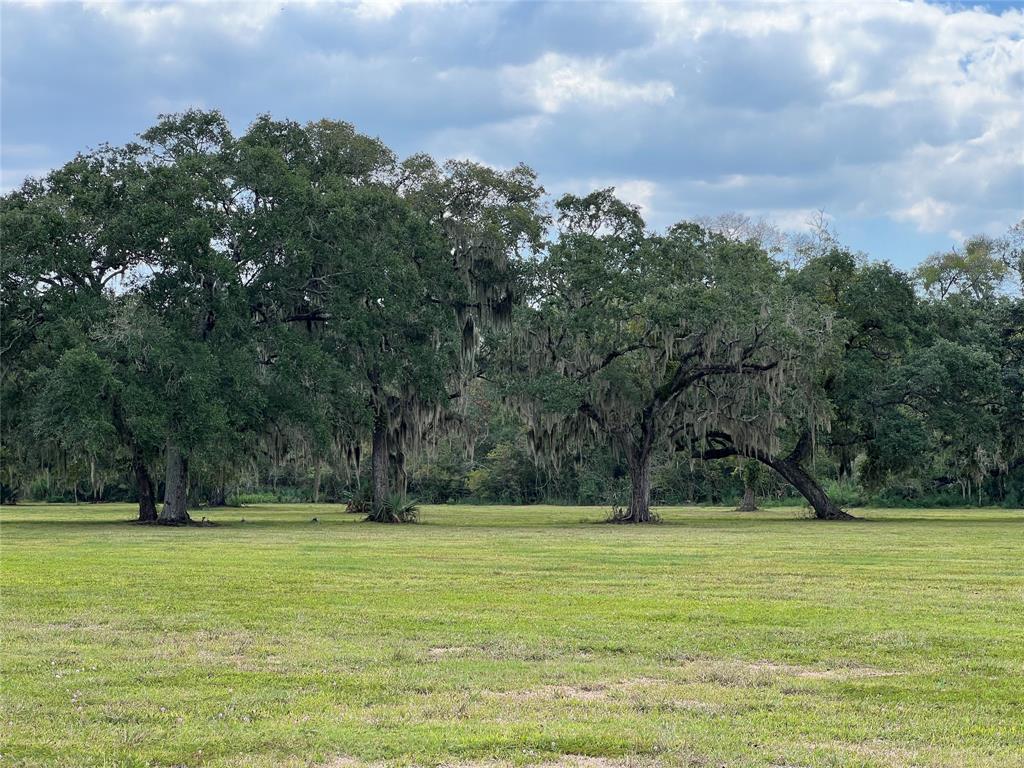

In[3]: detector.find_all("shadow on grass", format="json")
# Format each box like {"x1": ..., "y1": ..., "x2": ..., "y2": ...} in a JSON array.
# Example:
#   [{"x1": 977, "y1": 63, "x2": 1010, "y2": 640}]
[
  {"x1": 1, "y1": 507, "x2": 1020, "y2": 530},
  {"x1": 846, "y1": 515, "x2": 1024, "y2": 525}
]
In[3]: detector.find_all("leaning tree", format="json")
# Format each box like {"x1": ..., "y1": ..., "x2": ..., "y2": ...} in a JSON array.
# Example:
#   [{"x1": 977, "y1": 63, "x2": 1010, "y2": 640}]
[{"x1": 503, "y1": 190, "x2": 839, "y2": 522}]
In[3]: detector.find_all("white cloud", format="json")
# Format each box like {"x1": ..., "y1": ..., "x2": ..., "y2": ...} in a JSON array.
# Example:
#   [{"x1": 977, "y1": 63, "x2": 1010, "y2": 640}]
[
  {"x1": 4, "y1": 0, "x2": 1022, "y2": 264},
  {"x1": 504, "y1": 53, "x2": 675, "y2": 114},
  {"x1": 351, "y1": 0, "x2": 458, "y2": 21},
  {"x1": 82, "y1": 0, "x2": 283, "y2": 42},
  {"x1": 631, "y1": 1, "x2": 1024, "y2": 238},
  {"x1": 614, "y1": 179, "x2": 659, "y2": 217},
  {"x1": 895, "y1": 197, "x2": 956, "y2": 233}
]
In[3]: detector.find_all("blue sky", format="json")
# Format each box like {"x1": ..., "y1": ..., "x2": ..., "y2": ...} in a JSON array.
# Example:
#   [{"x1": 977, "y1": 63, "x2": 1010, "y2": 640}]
[{"x1": 2, "y1": 0, "x2": 1022, "y2": 269}]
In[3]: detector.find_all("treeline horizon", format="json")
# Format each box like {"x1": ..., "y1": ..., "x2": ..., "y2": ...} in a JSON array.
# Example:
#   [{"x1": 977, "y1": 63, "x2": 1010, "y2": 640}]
[{"x1": 2, "y1": 110, "x2": 1021, "y2": 522}]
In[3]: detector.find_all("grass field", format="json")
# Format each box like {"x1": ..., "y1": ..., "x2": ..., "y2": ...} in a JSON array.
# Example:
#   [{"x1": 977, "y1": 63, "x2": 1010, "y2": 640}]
[{"x1": 1, "y1": 503, "x2": 1022, "y2": 768}]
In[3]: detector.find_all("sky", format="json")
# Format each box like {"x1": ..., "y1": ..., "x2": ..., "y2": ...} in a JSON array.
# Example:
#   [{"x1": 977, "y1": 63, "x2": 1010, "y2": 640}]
[{"x1": 2, "y1": 0, "x2": 1022, "y2": 270}]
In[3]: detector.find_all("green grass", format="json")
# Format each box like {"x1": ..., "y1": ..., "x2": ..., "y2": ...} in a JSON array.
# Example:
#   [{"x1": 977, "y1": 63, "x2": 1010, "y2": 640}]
[{"x1": 2, "y1": 503, "x2": 1022, "y2": 768}]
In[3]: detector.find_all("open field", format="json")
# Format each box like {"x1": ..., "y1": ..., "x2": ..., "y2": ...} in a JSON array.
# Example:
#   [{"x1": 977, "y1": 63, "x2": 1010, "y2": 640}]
[{"x1": 1, "y1": 503, "x2": 1022, "y2": 768}]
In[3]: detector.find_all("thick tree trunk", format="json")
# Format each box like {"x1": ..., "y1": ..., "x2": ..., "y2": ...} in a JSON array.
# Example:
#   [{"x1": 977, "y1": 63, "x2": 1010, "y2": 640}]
[
  {"x1": 691, "y1": 431, "x2": 853, "y2": 521},
  {"x1": 765, "y1": 456, "x2": 853, "y2": 520},
  {"x1": 623, "y1": 447, "x2": 654, "y2": 523},
  {"x1": 371, "y1": 416, "x2": 388, "y2": 515},
  {"x1": 158, "y1": 444, "x2": 191, "y2": 525},
  {"x1": 737, "y1": 484, "x2": 758, "y2": 512},
  {"x1": 132, "y1": 450, "x2": 158, "y2": 523},
  {"x1": 313, "y1": 463, "x2": 321, "y2": 505}
]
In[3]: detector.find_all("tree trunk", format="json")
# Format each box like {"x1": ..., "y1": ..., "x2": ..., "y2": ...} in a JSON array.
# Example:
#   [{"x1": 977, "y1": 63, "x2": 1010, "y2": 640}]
[
  {"x1": 208, "y1": 471, "x2": 227, "y2": 507},
  {"x1": 765, "y1": 456, "x2": 853, "y2": 520},
  {"x1": 737, "y1": 484, "x2": 757, "y2": 512},
  {"x1": 624, "y1": 447, "x2": 654, "y2": 523},
  {"x1": 90, "y1": 457, "x2": 97, "y2": 502},
  {"x1": 313, "y1": 462, "x2": 321, "y2": 505},
  {"x1": 371, "y1": 415, "x2": 388, "y2": 515},
  {"x1": 133, "y1": 449, "x2": 158, "y2": 523},
  {"x1": 158, "y1": 444, "x2": 191, "y2": 525},
  {"x1": 691, "y1": 430, "x2": 852, "y2": 521},
  {"x1": 838, "y1": 448, "x2": 853, "y2": 481}
]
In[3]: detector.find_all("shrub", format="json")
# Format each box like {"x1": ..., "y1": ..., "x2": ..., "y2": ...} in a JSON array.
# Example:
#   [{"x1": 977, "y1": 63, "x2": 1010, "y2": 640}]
[
  {"x1": 822, "y1": 479, "x2": 867, "y2": 508},
  {"x1": 365, "y1": 494, "x2": 419, "y2": 524}
]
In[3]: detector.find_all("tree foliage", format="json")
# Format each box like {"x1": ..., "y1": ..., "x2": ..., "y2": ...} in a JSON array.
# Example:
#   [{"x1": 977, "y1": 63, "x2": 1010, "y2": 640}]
[{"x1": 1, "y1": 114, "x2": 1020, "y2": 521}]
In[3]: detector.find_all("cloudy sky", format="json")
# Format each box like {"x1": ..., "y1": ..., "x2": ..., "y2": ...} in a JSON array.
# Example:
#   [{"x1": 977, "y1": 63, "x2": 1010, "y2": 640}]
[{"x1": 2, "y1": 0, "x2": 1022, "y2": 268}]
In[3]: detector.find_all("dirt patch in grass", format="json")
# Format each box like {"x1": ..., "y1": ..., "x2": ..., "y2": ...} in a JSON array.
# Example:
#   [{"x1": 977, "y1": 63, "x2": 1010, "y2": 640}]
[
  {"x1": 632, "y1": 696, "x2": 723, "y2": 716},
  {"x1": 427, "y1": 646, "x2": 471, "y2": 658},
  {"x1": 681, "y1": 657, "x2": 900, "y2": 686},
  {"x1": 539, "y1": 757, "x2": 661, "y2": 768},
  {"x1": 748, "y1": 661, "x2": 900, "y2": 680},
  {"x1": 619, "y1": 676, "x2": 666, "y2": 687},
  {"x1": 799, "y1": 739, "x2": 922, "y2": 766},
  {"x1": 485, "y1": 677, "x2": 669, "y2": 703},
  {"x1": 486, "y1": 683, "x2": 610, "y2": 702}
]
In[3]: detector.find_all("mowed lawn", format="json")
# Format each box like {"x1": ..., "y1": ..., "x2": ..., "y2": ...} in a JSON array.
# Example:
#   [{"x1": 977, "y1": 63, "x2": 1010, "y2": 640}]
[{"x1": 1, "y1": 504, "x2": 1022, "y2": 768}]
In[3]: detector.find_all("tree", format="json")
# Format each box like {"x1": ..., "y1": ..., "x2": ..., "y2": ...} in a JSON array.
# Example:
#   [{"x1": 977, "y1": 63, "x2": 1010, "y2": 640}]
[
  {"x1": 223, "y1": 117, "x2": 546, "y2": 520},
  {"x1": 907, "y1": 282, "x2": 1020, "y2": 502},
  {"x1": 131, "y1": 110, "x2": 270, "y2": 524},
  {"x1": 689, "y1": 429, "x2": 852, "y2": 519},
  {"x1": 736, "y1": 460, "x2": 761, "y2": 511},
  {"x1": 506, "y1": 190, "x2": 835, "y2": 522},
  {"x1": 996, "y1": 219, "x2": 1024, "y2": 289},
  {"x1": 5, "y1": 111, "x2": 1018, "y2": 515},
  {"x1": 0, "y1": 144, "x2": 164, "y2": 521},
  {"x1": 917, "y1": 236, "x2": 1010, "y2": 300},
  {"x1": 786, "y1": 248, "x2": 919, "y2": 481}
]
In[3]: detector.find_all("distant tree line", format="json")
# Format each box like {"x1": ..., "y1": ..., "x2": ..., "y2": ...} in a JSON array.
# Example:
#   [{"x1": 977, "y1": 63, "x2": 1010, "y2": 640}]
[{"x1": 2, "y1": 111, "x2": 1021, "y2": 522}]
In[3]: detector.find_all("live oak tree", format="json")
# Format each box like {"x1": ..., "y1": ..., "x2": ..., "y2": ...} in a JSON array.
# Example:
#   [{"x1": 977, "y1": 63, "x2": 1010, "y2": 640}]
[
  {"x1": 697, "y1": 244, "x2": 997, "y2": 520},
  {"x1": 4, "y1": 113, "x2": 1019, "y2": 514},
  {"x1": 0, "y1": 144, "x2": 166, "y2": 521},
  {"x1": 906, "y1": 292, "x2": 1018, "y2": 502},
  {"x1": 913, "y1": 233, "x2": 1020, "y2": 498},
  {"x1": 786, "y1": 248, "x2": 919, "y2": 490},
  {"x1": 506, "y1": 190, "x2": 833, "y2": 523},
  {"x1": 790, "y1": 242, "x2": 1016, "y2": 503},
  {"x1": 676, "y1": 233, "x2": 871, "y2": 519},
  {"x1": 227, "y1": 117, "x2": 546, "y2": 520},
  {"x1": 134, "y1": 111, "x2": 271, "y2": 524},
  {"x1": 340, "y1": 158, "x2": 545, "y2": 520},
  {"x1": 367, "y1": 157, "x2": 545, "y2": 515}
]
